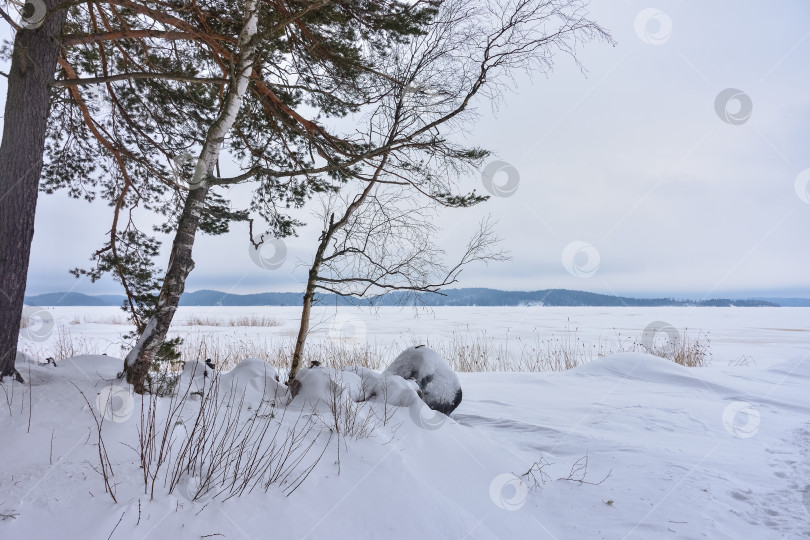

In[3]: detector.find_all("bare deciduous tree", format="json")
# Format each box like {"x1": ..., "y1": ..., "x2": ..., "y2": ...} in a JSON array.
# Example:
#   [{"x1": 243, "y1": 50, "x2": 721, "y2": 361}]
[{"x1": 287, "y1": 0, "x2": 612, "y2": 380}]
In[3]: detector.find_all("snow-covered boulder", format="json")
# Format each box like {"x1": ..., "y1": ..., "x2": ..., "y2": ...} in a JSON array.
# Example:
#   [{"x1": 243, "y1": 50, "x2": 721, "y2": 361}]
[
  {"x1": 288, "y1": 365, "x2": 363, "y2": 408},
  {"x1": 342, "y1": 365, "x2": 381, "y2": 401},
  {"x1": 220, "y1": 358, "x2": 286, "y2": 403},
  {"x1": 343, "y1": 366, "x2": 421, "y2": 407},
  {"x1": 384, "y1": 346, "x2": 462, "y2": 415},
  {"x1": 180, "y1": 359, "x2": 208, "y2": 393}
]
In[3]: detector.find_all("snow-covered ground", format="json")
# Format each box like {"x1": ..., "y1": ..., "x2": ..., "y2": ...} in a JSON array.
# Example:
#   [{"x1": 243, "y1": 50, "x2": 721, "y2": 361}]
[
  {"x1": 3, "y1": 307, "x2": 809, "y2": 539},
  {"x1": 16, "y1": 306, "x2": 810, "y2": 368}
]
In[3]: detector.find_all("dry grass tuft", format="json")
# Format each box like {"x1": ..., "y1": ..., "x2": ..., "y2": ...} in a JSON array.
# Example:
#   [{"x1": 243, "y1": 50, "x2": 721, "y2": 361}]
[
  {"x1": 182, "y1": 315, "x2": 282, "y2": 328},
  {"x1": 18, "y1": 321, "x2": 713, "y2": 374}
]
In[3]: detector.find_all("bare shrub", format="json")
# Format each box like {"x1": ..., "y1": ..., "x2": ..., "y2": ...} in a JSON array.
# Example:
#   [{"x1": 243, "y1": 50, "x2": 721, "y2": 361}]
[
  {"x1": 18, "y1": 325, "x2": 101, "y2": 363},
  {"x1": 72, "y1": 383, "x2": 118, "y2": 502},
  {"x1": 729, "y1": 354, "x2": 755, "y2": 367},
  {"x1": 134, "y1": 370, "x2": 330, "y2": 503},
  {"x1": 320, "y1": 371, "x2": 384, "y2": 442},
  {"x1": 519, "y1": 453, "x2": 611, "y2": 493}
]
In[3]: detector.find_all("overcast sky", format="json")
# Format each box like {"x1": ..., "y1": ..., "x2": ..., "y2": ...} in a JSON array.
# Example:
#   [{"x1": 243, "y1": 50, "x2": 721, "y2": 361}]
[{"x1": 4, "y1": 1, "x2": 809, "y2": 299}]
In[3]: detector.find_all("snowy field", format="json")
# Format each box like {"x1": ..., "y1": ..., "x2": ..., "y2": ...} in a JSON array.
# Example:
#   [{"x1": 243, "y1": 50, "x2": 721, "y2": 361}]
[
  {"x1": 16, "y1": 305, "x2": 810, "y2": 369},
  {"x1": 2, "y1": 307, "x2": 809, "y2": 539}
]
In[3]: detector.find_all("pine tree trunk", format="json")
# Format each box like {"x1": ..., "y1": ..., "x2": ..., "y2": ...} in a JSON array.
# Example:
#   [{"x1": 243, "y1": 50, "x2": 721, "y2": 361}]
[
  {"x1": 123, "y1": 0, "x2": 259, "y2": 393},
  {"x1": 0, "y1": 5, "x2": 68, "y2": 381}
]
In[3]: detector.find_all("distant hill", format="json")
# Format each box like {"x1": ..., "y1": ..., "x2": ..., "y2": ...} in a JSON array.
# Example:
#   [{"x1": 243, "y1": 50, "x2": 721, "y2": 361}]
[
  {"x1": 23, "y1": 292, "x2": 125, "y2": 306},
  {"x1": 24, "y1": 288, "x2": 791, "y2": 307},
  {"x1": 751, "y1": 297, "x2": 810, "y2": 307}
]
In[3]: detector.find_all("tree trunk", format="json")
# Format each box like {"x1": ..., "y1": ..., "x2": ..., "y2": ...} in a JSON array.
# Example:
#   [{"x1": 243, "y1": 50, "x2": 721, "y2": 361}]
[
  {"x1": 289, "y1": 172, "x2": 383, "y2": 382},
  {"x1": 123, "y1": 0, "x2": 259, "y2": 393},
  {"x1": 0, "y1": 4, "x2": 68, "y2": 381},
  {"x1": 289, "y1": 248, "x2": 326, "y2": 383}
]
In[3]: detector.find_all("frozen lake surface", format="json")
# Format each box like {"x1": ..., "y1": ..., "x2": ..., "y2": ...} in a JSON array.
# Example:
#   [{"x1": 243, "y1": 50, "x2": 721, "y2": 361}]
[
  {"x1": 6, "y1": 306, "x2": 810, "y2": 539},
  {"x1": 23, "y1": 305, "x2": 810, "y2": 368}
]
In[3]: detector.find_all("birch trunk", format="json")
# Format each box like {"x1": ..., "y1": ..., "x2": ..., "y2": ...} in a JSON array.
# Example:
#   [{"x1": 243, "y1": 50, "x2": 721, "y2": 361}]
[
  {"x1": 0, "y1": 4, "x2": 68, "y2": 381},
  {"x1": 123, "y1": 0, "x2": 259, "y2": 392}
]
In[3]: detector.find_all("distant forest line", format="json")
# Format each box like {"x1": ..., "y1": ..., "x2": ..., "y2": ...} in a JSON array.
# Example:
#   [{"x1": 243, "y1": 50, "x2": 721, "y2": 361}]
[{"x1": 25, "y1": 288, "x2": 809, "y2": 307}]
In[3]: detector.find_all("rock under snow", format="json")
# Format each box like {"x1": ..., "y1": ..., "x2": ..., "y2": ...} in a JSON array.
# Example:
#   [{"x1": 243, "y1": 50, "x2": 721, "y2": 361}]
[
  {"x1": 288, "y1": 365, "x2": 363, "y2": 409},
  {"x1": 384, "y1": 346, "x2": 462, "y2": 415},
  {"x1": 343, "y1": 366, "x2": 421, "y2": 408},
  {"x1": 220, "y1": 358, "x2": 286, "y2": 403}
]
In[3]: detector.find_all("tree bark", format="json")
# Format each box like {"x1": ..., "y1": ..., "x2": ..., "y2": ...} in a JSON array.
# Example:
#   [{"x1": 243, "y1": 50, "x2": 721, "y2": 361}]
[
  {"x1": 289, "y1": 233, "x2": 329, "y2": 383},
  {"x1": 0, "y1": 3, "x2": 68, "y2": 381},
  {"x1": 123, "y1": 0, "x2": 259, "y2": 393},
  {"x1": 289, "y1": 167, "x2": 383, "y2": 382}
]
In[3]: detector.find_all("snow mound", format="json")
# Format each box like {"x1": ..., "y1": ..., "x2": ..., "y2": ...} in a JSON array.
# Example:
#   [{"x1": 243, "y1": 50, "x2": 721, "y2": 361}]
[
  {"x1": 384, "y1": 346, "x2": 462, "y2": 415},
  {"x1": 571, "y1": 352, "x2": 688, "y2": 378},
  {"x1": 343, "y1": 366, "x2": 421, "y2": 408},
  {"x1": 287, "y1": 365, "x2": 422, "y2": 412},
  {"x1": 179, "y1": 358, "x2": 287, "y2": 403},
  {"x1": 568, "y1": 352, "x2": 737, "y2": 393},
  {"x1": 288, "y1": 366, "x2": 363, "y2": 409},
  {"x1": 220, "y1": 358, "x2": 286, "y2": 402}
]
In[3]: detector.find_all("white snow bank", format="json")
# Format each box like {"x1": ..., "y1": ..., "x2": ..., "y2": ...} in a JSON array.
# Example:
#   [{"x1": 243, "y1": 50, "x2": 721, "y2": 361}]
[{"x1": 2, "y1": 351, "x2": 809, "y2": 539}]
